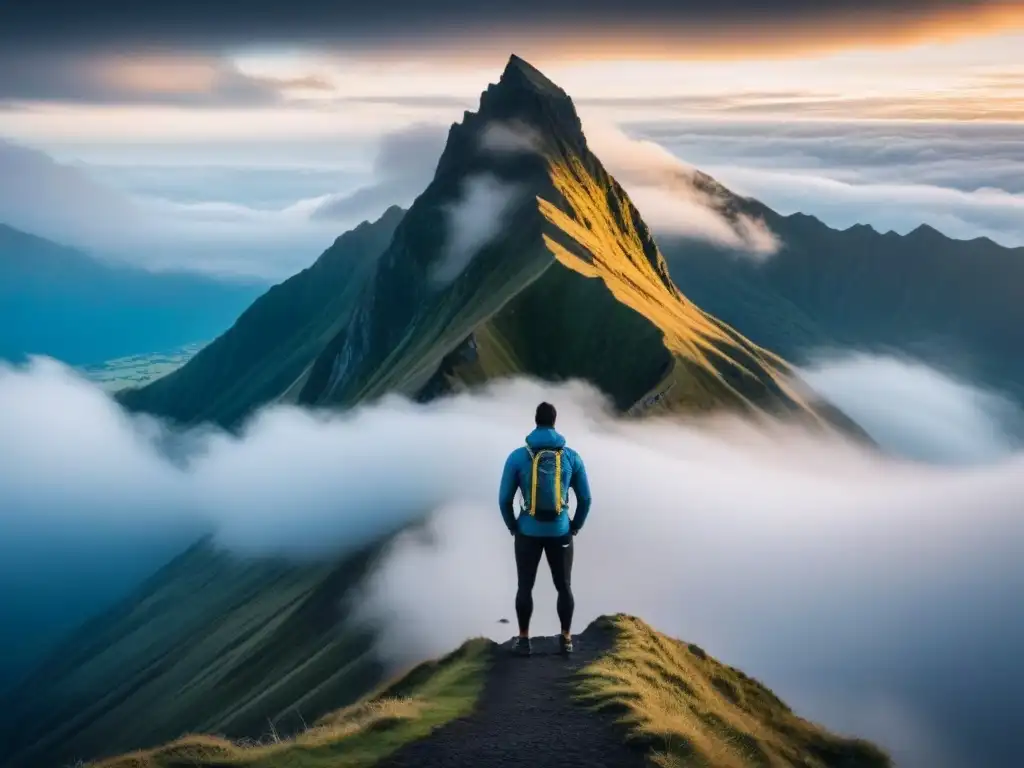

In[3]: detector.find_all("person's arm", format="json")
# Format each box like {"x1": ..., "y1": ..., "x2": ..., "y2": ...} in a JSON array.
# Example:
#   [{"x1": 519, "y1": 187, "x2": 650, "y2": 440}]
[
  {"x1": 569, "y1": 451, "x2": 592, "y2": 533},
  {"x1": 498, "y1": 452, "x2": 519, "y2": 534}
]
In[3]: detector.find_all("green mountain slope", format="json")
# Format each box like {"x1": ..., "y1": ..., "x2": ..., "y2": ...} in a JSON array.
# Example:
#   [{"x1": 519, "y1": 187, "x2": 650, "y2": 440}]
[
  {"x1": 659, "y1": 205, "x2": 1024, "y2": 405},
  {"x1": 84, "y1": 616, "x2": 888, "y2": 768},
  {"x1": 0, "y1": 224, "x2": 264, "y2": 366},
  {"x1": 116, "y1": 207, "x2": 404, "y2": 426}
]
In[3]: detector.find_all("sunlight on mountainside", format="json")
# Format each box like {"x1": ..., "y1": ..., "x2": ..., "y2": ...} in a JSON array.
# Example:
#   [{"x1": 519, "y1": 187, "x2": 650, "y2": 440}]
[{"x1": 539, "y1": 153, "x2": 814, "y2": 416}]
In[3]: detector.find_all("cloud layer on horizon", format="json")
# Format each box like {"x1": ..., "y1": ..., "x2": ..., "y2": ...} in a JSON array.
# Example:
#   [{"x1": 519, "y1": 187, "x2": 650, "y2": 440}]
[
  {"x1": 310, "y1": 123, "x2": 447, "y2": 224},
  {"x1": 0, "y1": 118, "x2": 789, "y2": 276},
  {"x1": 4, "y1": 115, "x2": 1021, "y2": 279},
  {"x1": 632, "y1": 120, "x2": 1024, "y2": 247},
  {"x1": 0, "y1": 138, "x2": 369, "y2": 278}
]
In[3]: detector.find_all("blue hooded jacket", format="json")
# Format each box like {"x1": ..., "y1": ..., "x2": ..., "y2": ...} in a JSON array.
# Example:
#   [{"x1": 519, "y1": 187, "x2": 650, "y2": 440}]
[{"x1": 498, "y1": 427, "x2": 592, "y2": 538}]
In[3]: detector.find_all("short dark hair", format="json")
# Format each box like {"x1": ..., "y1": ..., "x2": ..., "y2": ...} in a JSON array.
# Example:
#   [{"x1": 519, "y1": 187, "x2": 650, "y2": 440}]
[{"x1": 535, "y1": 402, "x2": 557, "y2": 428}]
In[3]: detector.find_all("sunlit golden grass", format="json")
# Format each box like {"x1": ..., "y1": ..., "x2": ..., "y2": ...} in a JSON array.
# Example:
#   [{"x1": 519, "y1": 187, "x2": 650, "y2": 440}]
[
  {"x1": 88, "y1": 639, "x2": 493, "y2": 768},
  {"x1": 538, "y1": 153, "x2": 820, "y2": 419},
  {"x1": 576, "y1": 615, "x2": 891, "y2": 768}
]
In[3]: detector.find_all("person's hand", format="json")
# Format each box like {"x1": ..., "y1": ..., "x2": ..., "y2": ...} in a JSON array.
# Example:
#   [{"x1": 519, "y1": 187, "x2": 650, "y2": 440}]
[
  {"x1": 570, "y1": 526, "x2": 579, "y2": 536},
  {"x1": 509, "y1": 527, "x2": 517, "y2": 537}
]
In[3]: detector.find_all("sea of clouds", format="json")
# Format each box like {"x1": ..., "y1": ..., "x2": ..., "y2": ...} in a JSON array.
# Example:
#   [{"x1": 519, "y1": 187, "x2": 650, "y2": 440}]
[{"x1": 0, "y1": 352, "x2": 1021, "y2": 767}]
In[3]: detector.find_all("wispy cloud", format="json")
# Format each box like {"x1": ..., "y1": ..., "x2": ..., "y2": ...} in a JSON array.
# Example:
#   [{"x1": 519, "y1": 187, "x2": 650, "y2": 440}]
[
  {"x1": 0, "y1": 53, "x2": 332, "y2": 107},
  {"x1": 435, "y1": 173, "x2": 522, "y2": 284},
  {"x1": 0, "y1": 138, "x2": 347, "y2": 278},
  {"x1": 311, "y1": 123, "x2": 447, "y2": 223},
  {"x1": 584, "y1": 121, "x2": 780, "y2": 257}
]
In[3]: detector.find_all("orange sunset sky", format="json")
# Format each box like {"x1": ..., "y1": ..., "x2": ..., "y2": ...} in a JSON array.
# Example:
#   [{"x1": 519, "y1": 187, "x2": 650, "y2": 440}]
[{"x1": 1, "y1": 1, "x2": 1023, "y2": 142}]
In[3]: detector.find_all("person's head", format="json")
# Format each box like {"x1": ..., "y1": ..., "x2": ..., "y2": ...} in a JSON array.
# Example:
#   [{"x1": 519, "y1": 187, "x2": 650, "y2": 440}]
[{"x1": 535, "y1": 402, "x2": 557, "y2": 428}]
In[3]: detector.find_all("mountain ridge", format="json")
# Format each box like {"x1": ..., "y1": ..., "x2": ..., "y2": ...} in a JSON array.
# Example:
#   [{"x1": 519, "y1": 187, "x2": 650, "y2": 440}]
[{"x1": 658, "y1": 198, "x2": 1024, "y2": 407}]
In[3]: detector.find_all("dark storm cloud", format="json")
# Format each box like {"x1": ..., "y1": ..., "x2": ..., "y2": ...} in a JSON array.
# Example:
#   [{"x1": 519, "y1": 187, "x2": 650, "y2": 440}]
[
  {"x1": 0, "y1": 52, "x2": 331, "y2": 106},
  {"x1": 0, "y1": 0, "x2": 1017, "y2": 52}
]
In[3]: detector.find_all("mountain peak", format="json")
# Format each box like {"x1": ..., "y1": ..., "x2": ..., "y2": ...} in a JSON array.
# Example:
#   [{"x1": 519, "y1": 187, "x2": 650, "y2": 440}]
[
  {"x1": 908, "y1": 223, "x2": 943, "y2": 240},
  {"x1": 474, "y1": 53, "x2": 580, "y2": 139},
  {"x1": 431, "y1": 54, "x2": 585, "y2": 188},
  {"x1": 501, "y1": 54, "x2": 568, "y2": 99}
]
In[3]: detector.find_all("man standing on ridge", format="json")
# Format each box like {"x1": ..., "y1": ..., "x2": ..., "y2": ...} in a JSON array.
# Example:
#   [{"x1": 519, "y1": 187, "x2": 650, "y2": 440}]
[{"x1": 498, "y1": 402, "x2": 592, "y2": 656}]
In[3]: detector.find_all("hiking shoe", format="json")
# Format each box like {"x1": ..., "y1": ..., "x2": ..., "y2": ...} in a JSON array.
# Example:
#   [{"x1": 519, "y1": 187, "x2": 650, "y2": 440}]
[
  {"x1": 514, "y1": 636, "x2": 532, "y2": 656},
  {"x1": 560, "y1": 634, "x2": 574, "y2": 655}
]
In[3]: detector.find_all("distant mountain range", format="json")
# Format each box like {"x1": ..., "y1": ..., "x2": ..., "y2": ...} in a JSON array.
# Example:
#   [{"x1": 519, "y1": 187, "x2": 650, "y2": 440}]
[
  {"x1": 0, "y1": 224, "x2": 266, "y2": 366},
  {"x1": 658, "y1": 200, "x2": 1024, "y2": 407}
]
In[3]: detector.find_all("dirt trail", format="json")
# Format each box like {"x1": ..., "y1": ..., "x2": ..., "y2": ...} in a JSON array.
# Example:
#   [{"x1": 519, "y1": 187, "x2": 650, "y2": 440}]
[{"x1": 378, "y1": 621, "x2": 649, "y2": 768}]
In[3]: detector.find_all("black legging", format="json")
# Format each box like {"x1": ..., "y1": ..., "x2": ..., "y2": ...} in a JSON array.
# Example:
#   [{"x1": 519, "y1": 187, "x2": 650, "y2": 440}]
[{"x1": 514, "y1": 533, "x2": 574, "y2": 634}]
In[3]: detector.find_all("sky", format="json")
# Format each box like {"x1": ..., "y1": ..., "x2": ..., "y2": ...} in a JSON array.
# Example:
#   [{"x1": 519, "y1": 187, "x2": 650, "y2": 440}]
[{"x1": 0, "y1": 1, "x2": 1022, "y2": 274}]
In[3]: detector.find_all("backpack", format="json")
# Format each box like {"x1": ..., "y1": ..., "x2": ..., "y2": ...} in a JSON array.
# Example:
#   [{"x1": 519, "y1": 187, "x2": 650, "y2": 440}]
[{"x1": 525, "y1": 446, "x2": 564, "y2": 522}]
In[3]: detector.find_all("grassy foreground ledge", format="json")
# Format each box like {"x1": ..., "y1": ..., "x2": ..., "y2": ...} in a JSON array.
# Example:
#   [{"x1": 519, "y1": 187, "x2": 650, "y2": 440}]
[
  {"x1": 576, "y1": 615, "x2": 891, "y2": 768},
  {"x1": 86, "y1": 615, "x2": 890, "y2": 768},
  {"x1": 87, "y1": 639, "x2": 493, "y2": 768}
]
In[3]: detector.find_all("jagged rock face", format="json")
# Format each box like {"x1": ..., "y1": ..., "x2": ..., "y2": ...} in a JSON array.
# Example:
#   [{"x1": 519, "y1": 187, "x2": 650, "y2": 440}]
[{"x1": 299, "y1": 55, "x2": 816, "y2": 419}]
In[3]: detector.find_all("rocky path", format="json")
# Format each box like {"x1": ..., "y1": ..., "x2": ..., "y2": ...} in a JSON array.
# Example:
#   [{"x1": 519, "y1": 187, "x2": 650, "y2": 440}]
[{"x1": 377, "y1": 621, "x2": 649, "y2": 768}]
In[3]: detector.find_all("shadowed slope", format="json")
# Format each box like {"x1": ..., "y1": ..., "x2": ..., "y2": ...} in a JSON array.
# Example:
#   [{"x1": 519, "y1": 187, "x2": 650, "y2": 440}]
[
  {"x1": 659, "y1": 212, "x2": 1024, "y2": 408},
  {"x1": 116, "y1": 207, "x2": 404, "y2": 427}
]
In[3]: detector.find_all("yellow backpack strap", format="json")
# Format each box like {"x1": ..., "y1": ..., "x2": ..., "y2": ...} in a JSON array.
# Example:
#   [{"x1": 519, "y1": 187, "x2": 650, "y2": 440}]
[
  {"x1": 528, "y1": 447, "x2": 539, "y2": 517},
  {"x1": 554, "y1": 450, "x2": 562, "y2": 515}
]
